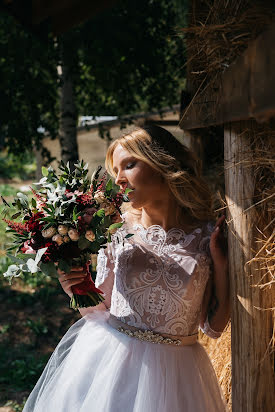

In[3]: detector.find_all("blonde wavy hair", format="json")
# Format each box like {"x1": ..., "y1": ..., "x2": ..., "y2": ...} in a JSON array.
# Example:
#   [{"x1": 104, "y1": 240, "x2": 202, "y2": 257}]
[{"x1": 105, "y1": 125, "x2": 214, "y2": 225}]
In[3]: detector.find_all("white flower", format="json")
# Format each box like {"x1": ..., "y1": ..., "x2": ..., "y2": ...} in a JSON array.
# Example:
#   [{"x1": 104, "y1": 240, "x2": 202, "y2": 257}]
[
  {"x1": 85, "y1": 230, "x2": 95, "y2": 242},
  {"x1": 94, "y1": 190, "x2": 106, "y2": 204},
  {"x1": 3, "y1": 264, "x2": 21, "y2": 278},
  {"x1": 58, "y1": 225, "x2": 69, "y2": 235},
  {"x1": 52, "y1": 234, "x2": 64, "y2": 245},
  {"x1": 25, "y1": 247, "x2": 48, "y2": 273},
  {"x1": 68, "y1": 228, "x2": 80, "y2": 241},
  {"x1": 42, "y1": 227, "x2": 57, "y2": 238}
]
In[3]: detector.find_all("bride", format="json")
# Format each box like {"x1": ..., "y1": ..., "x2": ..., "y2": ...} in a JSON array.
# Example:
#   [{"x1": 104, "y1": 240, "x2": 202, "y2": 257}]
[{"x1": 23, "y1": 125, "x2": 230, "y2": 411}]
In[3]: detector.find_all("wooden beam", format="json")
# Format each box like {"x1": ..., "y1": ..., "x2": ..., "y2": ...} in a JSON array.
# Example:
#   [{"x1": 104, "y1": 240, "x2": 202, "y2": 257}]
[
  {"x1": 144, "y1": 120, "x2": 179, "y2": 126},
  {"x1": 224, "y1": 120, "x2": 275, "y2": 411},
  {"x1": 180, "y1": 23, "x2": 275, "y2": 130}
]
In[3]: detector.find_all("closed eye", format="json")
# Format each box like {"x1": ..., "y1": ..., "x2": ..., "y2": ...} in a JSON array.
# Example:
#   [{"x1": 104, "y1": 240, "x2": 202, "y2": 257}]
[{"x1": 125, "y1": 162, "x2": 136, "y2": 170}]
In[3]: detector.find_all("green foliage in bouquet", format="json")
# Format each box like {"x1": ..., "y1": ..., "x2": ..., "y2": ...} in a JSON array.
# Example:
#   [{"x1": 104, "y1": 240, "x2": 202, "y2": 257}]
[{"x1": 2, "y1": 161, "x2": 131, "y2": 309}]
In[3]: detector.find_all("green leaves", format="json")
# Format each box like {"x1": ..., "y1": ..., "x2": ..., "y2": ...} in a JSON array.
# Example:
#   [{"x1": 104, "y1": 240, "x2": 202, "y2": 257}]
[
  {"x1": 108, "y1": 222, "x2": 123, "y2": 231},
  {"x1": 42, "y1": 167, "x2": 49, "y2": 177},
  {"x1": 78, "y1": 236, "x2": 92, "y2": 250},
  {"x1": 15, "y1": 192, "x2": 29, "y2": 210},
  {"x1": 91, "y1": 165, "x2": 102, "y2": 192},
  {"x1": 1, "y1": 1, "x2": 185, "y2": 159},
  {"x1": 94, "y1": 209, "x2": 105, "y2": 218},
  {"x1": 31, "y1": 198, "x2": 37, "y2": 208},
  {"x1": 122, "y1": 194, "x2": 130, "y2": 202},
  {"x1": 124, "y1": 188, "x2": 133, "y2": 195},
  {"x1": 0, "y1": 12, "x2": 58, "y2": 157},
  {"x1": 105, "y1": 178, "x2": 113, "y2": 195},
  {"x1": 72, "y1": 205, "x2": 81, "y2": 222},
  {"x1": 11, "y1": 212, "x2": 21, "y2": 219},
  {"x1": 125, "y1": 233, "x2": 134, "y2": 239},
  {"x1": 40, "y1": 262, "x2": 58, "y2": 277},
  {"x1": 122, "y1": 188, "x2": 133, "y2": 202}
]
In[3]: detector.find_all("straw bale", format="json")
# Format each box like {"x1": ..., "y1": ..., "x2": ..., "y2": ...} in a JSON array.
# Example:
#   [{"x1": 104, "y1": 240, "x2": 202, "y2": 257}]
[
  {"x1": 242, "y1": 124, "x2": 275, "y2": 362},
  {"x1": 199, "y1": 323, "x2": 232, "y2": 409},
  {"x1": 181, "y1": 1, "x2": 275, "y2": 93}
]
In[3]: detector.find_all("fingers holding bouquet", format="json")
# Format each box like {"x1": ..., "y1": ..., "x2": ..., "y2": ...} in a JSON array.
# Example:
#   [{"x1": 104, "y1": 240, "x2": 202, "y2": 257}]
[{"x1": 58, "y1": 267, "x2": 87, "y2": 298}]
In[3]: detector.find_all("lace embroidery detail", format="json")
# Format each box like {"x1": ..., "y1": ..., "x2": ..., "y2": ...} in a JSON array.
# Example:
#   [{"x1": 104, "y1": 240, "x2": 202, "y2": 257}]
[
  {"x1": 107, "y1": 220, "x2": 214, "y2": 336},
  {"x1": 95, "y1": 248, "x2": 110, "y2": 288},
  {"x1": 133, "y1": 223, "x2": 202, "y2": 256}
]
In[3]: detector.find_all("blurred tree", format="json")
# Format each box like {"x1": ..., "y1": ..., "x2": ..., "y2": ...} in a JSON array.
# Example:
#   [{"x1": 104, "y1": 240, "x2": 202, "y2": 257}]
[
  {"x1": 0, "y1": 15, "x2": 59, "y2": 159},
  {"x1": 0, "y1": 0, "x2": 187, "y2": 166}
]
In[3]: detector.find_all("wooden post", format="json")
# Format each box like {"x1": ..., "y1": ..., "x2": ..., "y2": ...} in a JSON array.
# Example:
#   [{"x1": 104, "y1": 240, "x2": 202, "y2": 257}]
[{"x1": 224, "y1": 120, "x2": 275, "y2": 411}]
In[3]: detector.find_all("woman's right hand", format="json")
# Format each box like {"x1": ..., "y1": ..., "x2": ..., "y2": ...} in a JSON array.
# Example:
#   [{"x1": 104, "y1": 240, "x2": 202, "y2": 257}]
[{"x1": 57, "y1": 267, "x2": 87, "y2": 298}]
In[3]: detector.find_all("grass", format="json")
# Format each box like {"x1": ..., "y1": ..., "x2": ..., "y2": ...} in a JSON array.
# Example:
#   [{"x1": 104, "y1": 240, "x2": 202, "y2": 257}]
[
  {"x1": 0, "y1": 184, "x2": 19, "y2": 197},
  {"x1": 0, "y1": 150, "x2": 36, "y2": 181}
]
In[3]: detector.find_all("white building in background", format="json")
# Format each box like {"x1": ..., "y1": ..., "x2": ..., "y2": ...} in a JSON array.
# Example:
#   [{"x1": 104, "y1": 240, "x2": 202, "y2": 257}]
[{"x1": 41, "y1": 105, "x2": 189, "y2": 175}]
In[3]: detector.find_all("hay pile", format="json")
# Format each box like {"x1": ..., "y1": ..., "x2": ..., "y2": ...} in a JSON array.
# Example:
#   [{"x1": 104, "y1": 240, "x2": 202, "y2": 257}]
[
  {"x1": 181, "y1": 1, "x2": 275, "y2": 93},
  {"x1": 244, "y1": 124, "x2": 275, "y2": 355},
  {"x1": 199, "y1": 324, "x2": 232, "y2": 408}
]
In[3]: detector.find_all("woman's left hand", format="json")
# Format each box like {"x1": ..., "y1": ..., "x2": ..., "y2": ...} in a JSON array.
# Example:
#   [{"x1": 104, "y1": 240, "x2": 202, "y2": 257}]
[{"x1": 209, "y1": 215, "x2": 228, "y2": 270}]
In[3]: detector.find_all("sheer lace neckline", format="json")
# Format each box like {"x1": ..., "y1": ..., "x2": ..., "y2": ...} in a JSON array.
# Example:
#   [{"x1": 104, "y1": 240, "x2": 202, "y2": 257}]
[
  {"x1": 121, "y1": 212, "x2": 204, "y2": 245},
  {"x1": 133, "y1": 222, "x2": 202, "y2": 237}
]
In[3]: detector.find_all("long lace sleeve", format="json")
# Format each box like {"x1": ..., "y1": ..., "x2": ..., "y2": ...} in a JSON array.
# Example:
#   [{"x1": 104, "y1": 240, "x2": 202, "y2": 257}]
[
  {"x1": 95, "y1": 243, "x2": 115, "y2": 309},
  {"x1": 201, "y1": 316, "x2": 222, "y2": 339},
  {"x1": 78, "y1": 243, "x2": 115, "y2": 317},
  {"x1": 199, "y1": 221, "x2": 222, "y2": 339}
]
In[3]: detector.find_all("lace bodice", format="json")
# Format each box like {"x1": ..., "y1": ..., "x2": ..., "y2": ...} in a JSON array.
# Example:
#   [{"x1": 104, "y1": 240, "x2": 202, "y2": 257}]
[{"x1": 95, "y1": 213, "x2": 221, "y2": 339}]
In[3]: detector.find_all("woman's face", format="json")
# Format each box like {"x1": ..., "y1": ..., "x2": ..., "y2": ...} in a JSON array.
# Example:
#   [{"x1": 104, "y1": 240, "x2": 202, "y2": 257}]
[{"x1": 112, "y1": 144, "x2": 168, "y2": 209}]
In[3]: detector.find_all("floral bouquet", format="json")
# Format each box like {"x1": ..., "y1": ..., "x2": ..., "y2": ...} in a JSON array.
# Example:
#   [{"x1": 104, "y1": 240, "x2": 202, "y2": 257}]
[{"x1": 2, "y1": 161, "x2": 131, "y2": 310}]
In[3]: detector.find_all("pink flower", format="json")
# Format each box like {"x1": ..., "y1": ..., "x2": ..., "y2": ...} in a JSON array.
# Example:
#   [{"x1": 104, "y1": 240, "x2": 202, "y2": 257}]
[
  {"x1": 74, "y1": 190, "x2": 84, "y2": 196},
  {"x1": 65, "y1": 191, "x2": 73, "y2": 198},
  {"x1": 37, "y1": 199, "x2": 47, "y2": 211},
  {"x1": 65, "y1": 190, "x2": 84, "y2": 198},
  {"x1": 21, "y1": 241, "x2": 36, "y2": 254}
]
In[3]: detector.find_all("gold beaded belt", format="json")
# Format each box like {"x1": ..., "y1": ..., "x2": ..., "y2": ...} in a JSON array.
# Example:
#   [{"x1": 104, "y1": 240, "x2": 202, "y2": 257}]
[{"x1": 108, "y1": 314, "x2": 198, "y2": 346}]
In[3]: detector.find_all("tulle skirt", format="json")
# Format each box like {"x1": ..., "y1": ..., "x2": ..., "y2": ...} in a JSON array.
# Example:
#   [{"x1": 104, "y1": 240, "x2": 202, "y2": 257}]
[{"x1": 23, "y1": 310, "x2": 228, "y2": 412}]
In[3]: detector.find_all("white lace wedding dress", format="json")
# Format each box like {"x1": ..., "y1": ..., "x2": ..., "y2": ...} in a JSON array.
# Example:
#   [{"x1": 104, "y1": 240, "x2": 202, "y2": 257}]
[{"x1": 23, "y1": 213, "x2": 228, "y2": 412}]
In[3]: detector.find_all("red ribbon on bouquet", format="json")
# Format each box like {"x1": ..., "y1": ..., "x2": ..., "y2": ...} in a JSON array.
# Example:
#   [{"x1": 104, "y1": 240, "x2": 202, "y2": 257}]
[{"x1": 71, "y1": 263, "x2": 104, "y2": 296}]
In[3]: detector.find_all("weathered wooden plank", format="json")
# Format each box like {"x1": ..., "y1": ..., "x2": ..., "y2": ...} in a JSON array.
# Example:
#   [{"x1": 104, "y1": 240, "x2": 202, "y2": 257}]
[
  {"x1": 224, "y1": 120, "x2": 275, "y2": 412},
  {"x1": 180, "y1": 24, "x2": 275, "y2": 129}
]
